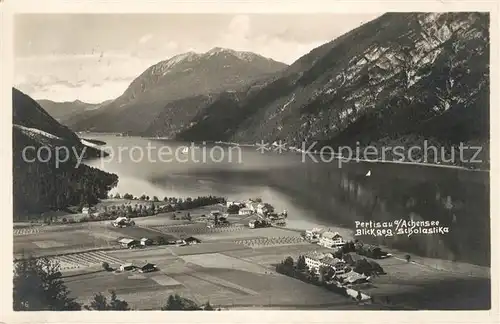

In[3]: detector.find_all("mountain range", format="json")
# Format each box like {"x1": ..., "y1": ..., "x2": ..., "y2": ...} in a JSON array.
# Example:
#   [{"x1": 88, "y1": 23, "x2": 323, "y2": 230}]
[
  {"x1": 36, "y1": 99, "x2": 111, "y2": 125},
  {"x1": 64, "y1": 48, "x2": 287, "y2": 136},
  {"x1": 36, "y1": 12, "x2": 489, "y2": 169}
]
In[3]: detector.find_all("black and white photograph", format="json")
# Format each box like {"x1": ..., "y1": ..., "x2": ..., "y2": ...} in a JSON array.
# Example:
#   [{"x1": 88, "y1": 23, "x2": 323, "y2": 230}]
[{"x1": 6, "y1": 1, "x2": 495, "y2": 316}]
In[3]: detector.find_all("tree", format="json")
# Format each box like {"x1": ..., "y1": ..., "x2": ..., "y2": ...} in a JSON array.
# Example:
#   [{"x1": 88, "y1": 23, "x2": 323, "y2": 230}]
[
  {"x1": 296, "y1": 255, "x2": 307, "y2": 272},
  {"x1": 227, "y1": 204, "x2": 240, "y2": 214},
  {"x1": 85, "y1": 293, "x2": 108, "y2": 310},
  {"x1": 140, "y1": 194, "x2": 147, "y2": 201},
  {"x1": 342, "y1": 241, "x2": 356, "y2": 254},
  {"x1": 155, "y1": 236, "x2": 167, "y2": 245},
  {"x1": 123, "y1": 193, "x2": 133, "y2": 200},
  {"x1": 284, "y1": 256, "x2": 294, "y2": 268},
  {"x1": 276, "y1": 256, "x2": 295, "y2": 276},
  {"x1": 108, "y1": 290, "x2": 130, "y2": 310},
  {"x1": 153, "y1": 196, "x2": 159, "y2": 202},
  {"x1": 114, "y1": 193, "x2": 121, "y2": 199},
  {"x1": 202, "y1": 301, "x2": 214, "y2": 310},
  {"x1": 307, "y1": 268, "x2": 319, "y2": 284},
  {"x1": 84, "y1": 290, "x2": 130, "y2": 310},
  {"x1": 356, "y1": 291, "x2": 362, "y2": 302},
  {"x1": 161, "y1": 294, "x2": 200, "y2": 310},
  {"x1": 318, "y1": 265, "x2": 332, "y2": 283},
  {"x1": 14, "y1": 256, "x2": 81, "y2": 310},
  {"x1": 101, "y1": 262, "x2": 110, "y2": 271}
]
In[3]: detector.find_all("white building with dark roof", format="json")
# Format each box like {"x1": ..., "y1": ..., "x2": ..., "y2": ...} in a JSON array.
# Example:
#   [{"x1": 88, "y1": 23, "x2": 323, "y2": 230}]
[
  {"x1": 319, "y1": 231, "x2": 345, "y2": 249},
  {"x1": 336, "y1": 271, "x2": 369, "y2": 285},
  {"x1": 238, "y1": 208, "x2": 253, "y2": 216},
  {"x1": 304, "y1": 251, "x2": 347, "y2": 275},
  {"x1": 118, "y1": 238, "x2": 139, "y2": 248}
]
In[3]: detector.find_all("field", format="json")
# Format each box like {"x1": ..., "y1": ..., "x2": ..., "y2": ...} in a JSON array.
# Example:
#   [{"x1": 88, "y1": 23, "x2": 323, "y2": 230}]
[
  {"x1": 13, "y1": 221, "x2": 175, "y2": 258},
  {"x1": 14, "y1": 223, "x2": 120, "y2": 258},
  {"x1": 13, "y1": 206, "x2": 491, "y2": 310},
  {"x1": 350, "y1": 255, "x2": 491, "y2": 309},
  {"x1": 13, "y1": 208, "x2": 361, "y2": 310},
  {"x1": 63, "y1": 244, "x2": 357, "y2": 309}
]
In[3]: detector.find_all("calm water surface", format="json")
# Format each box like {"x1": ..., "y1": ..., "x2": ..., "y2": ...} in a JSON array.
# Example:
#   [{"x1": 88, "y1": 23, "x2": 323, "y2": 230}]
[{"x1": 84, "y1": 135, "x2": 490, "y2": 266}]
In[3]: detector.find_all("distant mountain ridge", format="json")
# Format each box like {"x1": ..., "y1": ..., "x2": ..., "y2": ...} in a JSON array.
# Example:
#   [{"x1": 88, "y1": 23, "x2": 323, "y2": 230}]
[
  {"x1": 177, "y1": 12, "x2": 490, "y2": 169},
  {"x1": 67, "y1": 47, "x2": 288, "y2": 135},
  {"x1": 37, "y1": 99, "x2": 111, "y2": 124}
]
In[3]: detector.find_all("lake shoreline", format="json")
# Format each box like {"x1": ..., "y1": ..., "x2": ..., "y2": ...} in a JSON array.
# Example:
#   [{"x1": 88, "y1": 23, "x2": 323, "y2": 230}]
[{"x1": 80, "y1": 134, "x2": 489, "y2": 172}]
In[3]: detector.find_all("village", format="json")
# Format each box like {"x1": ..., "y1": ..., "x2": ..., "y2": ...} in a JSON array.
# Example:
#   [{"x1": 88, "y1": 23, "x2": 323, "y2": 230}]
[{"x1": 13, "y1": 196, "x2": 489, "y2": 310}]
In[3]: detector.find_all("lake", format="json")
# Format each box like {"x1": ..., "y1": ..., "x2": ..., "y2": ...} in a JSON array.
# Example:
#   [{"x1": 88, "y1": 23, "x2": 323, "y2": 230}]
[{"x1": 84, "y1": 135, "x2": 490, "y2": 267}]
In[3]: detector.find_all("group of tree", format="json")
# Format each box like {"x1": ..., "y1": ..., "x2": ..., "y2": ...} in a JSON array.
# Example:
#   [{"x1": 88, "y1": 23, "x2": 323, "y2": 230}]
[
  {"x1": 161, "y1": 294, "x2": 216, "y2": 311},
  {"x1": 110, "y1": 194, "x2": 225, "y2": 209},
  {"x1": 226, "y1": 204, "x2": 241, "y2": 214},
  {"x1": 84, "y1": 291, "x2": 130, "y2": 310},
  {"x1": 335, "y1": 240, "x2": 389, "y2": 260},
  {"x1": 52, "y1": 195, "x2": 226, "y2": 226},
  {"x1": 331, "y1": 245, "x2": 386, "y2": 277},
  {"x1": 173, "y1": 196, "x2": 226, "y2": 210},
  {"x1": 171, "y1": 212, "x2": 192, "y2": 221},
  {"x1": 14, "y1": 256, "x2": 218, "y2": 311},
  {"x1": 13, "y1": 257, "x2": 81, "y2": 310},
  {"x1": 13, "y1": 153, "x2": 119, "y2": 221}
]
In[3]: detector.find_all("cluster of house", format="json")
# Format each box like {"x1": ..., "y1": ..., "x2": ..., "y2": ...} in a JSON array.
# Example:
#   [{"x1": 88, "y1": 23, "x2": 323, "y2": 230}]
[
  {"x1": 227, "y1": 200, "x2": 277, "y2": 216},
  {"x1": 304, "y1": 228, "x2": 346, "y2": 249},
  {"x1": 118, "y1": 237, "x2": 152, "y2": 249},
  {"x1": 119, "y1": 262, "x2": 157, "y2": 273},
  {"x1": 81, "y1": 206, "x2": 103, "y2": 217},
  {"x1": 196, "y1": 211, "x2": 231, "y2": 228},
  {"x1": 248, "y1": 218, "x2": 271, "y2": 228},
  {"x1": 227, "y1": 199, "x2": 288, "y2": 229},
  {"x1": 112, "y1": 216, "x2": 135, "y2": 227},
  {"x1": 304, "y1": 251, "x2": 369, "y2": 285},
  {"x1": 117, "y1": 236, "x2": 202, "y2": 249}
]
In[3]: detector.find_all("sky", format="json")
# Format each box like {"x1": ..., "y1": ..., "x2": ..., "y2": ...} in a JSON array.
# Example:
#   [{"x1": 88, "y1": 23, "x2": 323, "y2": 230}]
[{"x1": 14, "y1": 13, "x2": 382, "y2": 103}]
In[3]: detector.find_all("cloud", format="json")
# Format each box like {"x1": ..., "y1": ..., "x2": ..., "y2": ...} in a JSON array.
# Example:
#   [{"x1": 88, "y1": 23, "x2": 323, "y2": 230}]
[
  {"x1": 211, "y1": 15, "x2": 328, "y2": 64},
  {"x1": 138, "y1": 34, "x2": 153, "y2": 44},
  {"x1": 14, "y1": 14, "x2": 383, "y2": 102},
  {"x1": 22, "y1": 80, "x2": 133, "y2": 104},
  {"x1": 228, "y1": 15, "x2": 251, "y2": 39},
  {"x1": 14, "y1": 53, "x2": 160, "y2": 103}
]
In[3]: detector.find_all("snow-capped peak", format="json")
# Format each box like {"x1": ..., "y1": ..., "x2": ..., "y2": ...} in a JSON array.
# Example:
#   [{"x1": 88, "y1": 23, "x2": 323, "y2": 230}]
[
  {"x1": 153, "y1": 51, "x2": 201, "y2": 76},
  {"x1": 168, "y1": 51, "x2": 199, "y2": 65},
  {"x1": 151, "y1": 48, "x2": 267, "y2": 76},
  {"x1": 206, "y1": 47, "x2": 258, "y2": 62},
  {"x1": 207, "y1": 47, "x2": 232, "y2": 55}
]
